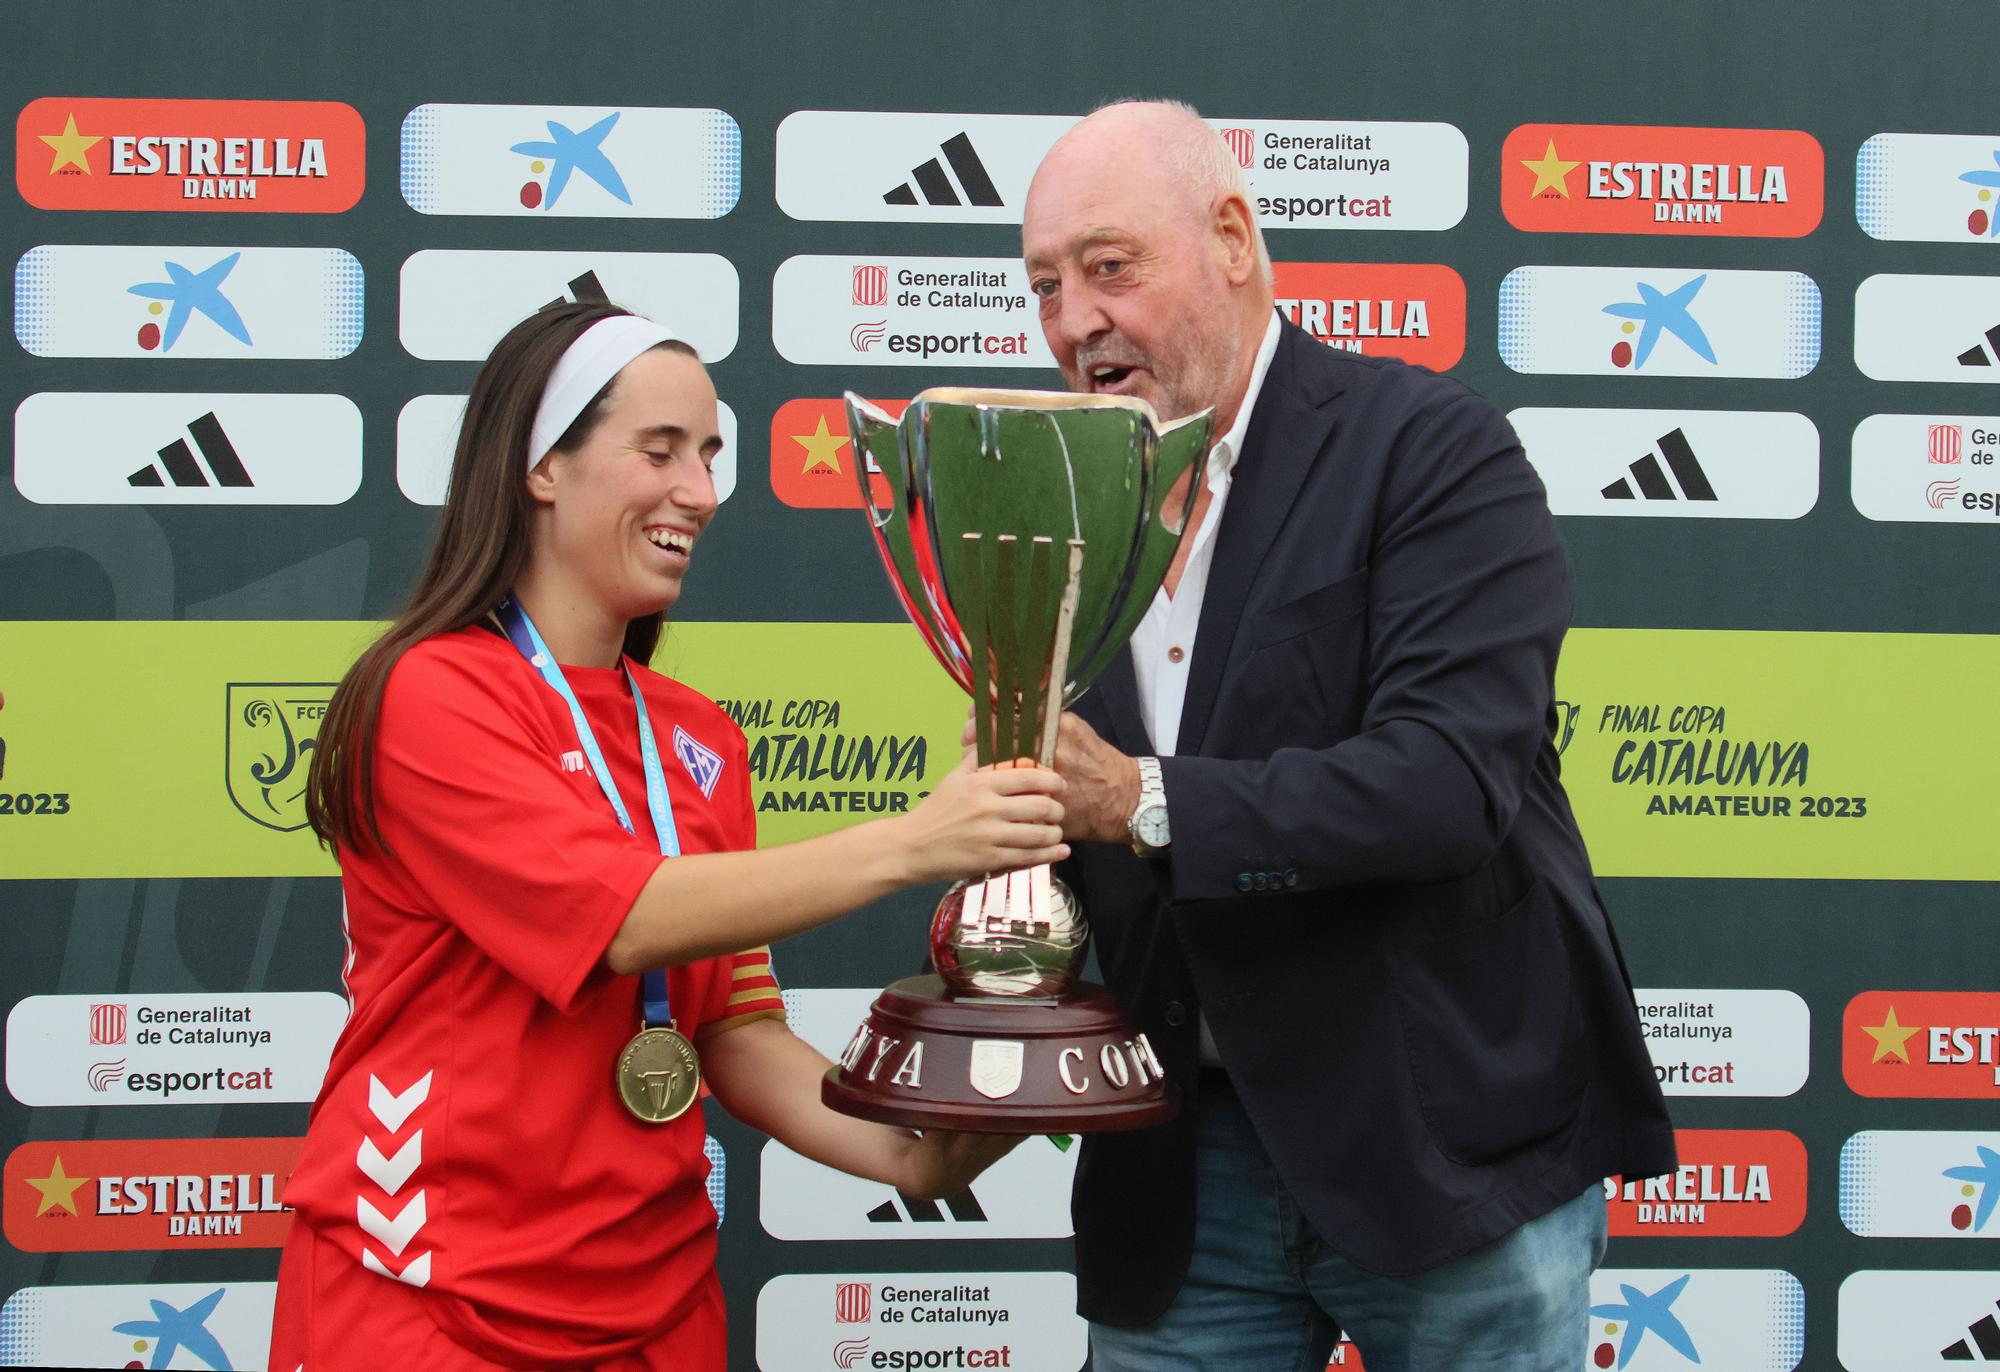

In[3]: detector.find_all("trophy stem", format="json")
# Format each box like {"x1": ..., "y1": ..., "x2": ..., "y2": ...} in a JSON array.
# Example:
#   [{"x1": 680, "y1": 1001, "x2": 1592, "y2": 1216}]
[{"x1": 1036, "y1": 540, "x2": 1086, "y2": 767}]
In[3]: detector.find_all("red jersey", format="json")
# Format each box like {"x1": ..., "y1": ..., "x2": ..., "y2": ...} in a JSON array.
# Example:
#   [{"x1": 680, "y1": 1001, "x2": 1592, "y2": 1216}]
[{"x1": 282, "y1": 625, "x2": 782, "y2": 1365}]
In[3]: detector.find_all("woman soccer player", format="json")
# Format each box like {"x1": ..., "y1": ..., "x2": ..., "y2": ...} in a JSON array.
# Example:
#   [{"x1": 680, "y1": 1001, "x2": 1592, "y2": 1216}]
[{"x1": 269, "y1": 302, "x2": 1065, "y2": 1369}]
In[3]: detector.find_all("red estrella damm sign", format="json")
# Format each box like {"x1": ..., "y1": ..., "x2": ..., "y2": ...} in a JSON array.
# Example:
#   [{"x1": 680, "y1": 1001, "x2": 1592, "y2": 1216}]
[
  {"x1": 17, "y1": 97, "x2": 365, "y2": 212},
  {"x1": 770, "y1": 398, "x2": 906, "y2": 510},
  {"x1": 1845, "y1": 991, "x2": 2000, "y2": 1098},
  {"x1": 1501, "y1": 123, "x2": 1822, "y2": 237},
  {"x1": 5, "y1": 1136, "x2": 301, "y2": 1251},
  {"x1": 1271, "y1": 263, "x2": 1466, "y2": 370},
  {"x1": 1606, "y1": 1129, "x2": 1807, "y2": 1238}
]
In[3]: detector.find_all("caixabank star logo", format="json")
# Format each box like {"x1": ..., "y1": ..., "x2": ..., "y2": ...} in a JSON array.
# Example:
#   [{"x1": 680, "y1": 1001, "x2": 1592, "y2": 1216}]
[
  {"x1": 1840, "y1": 1130, "x2": 2000, "y2": 1239},
  {"x1": 14, "y1": 245, "x2": 364, "y2": 360},
  {"x1": 1857, "y1": 133, "x2": 2000, "y2": 243},
  {"x1": 1501, "y1": 124, "x2": 1822, "y2": 237},
  {"x1": 1846, "y1": 991, "x2": 2000, "y2": 1098},
  {"x1": 16, "y1": 97, "x2": 364, "y2": 212}
]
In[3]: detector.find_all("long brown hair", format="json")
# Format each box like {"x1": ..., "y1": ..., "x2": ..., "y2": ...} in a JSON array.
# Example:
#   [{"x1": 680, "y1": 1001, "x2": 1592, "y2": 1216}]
[{"x1": 307, "y1": 301, "x2": 695, "y2": 853}]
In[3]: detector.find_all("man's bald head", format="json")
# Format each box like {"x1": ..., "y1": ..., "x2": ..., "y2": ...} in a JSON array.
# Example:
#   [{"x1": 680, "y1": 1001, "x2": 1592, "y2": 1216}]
[
  {"x1": 1033, "y1": 101, "x2": 1268, "y2": 280},
  {"x1": 1023, "y1": 99, "x2": 1274, "y2": 432}
]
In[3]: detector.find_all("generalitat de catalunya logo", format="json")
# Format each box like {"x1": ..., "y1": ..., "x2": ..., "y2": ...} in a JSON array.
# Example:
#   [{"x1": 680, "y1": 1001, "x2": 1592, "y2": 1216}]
[
  {"x1": 1849, "y1": 413, "x2": 2000, "y2": 523},
  {"x1": 14, "y1": 245, "x2": 363, "y2": 359},
  {"x1": 1271, "y1": 263, "x2": 1465, "y2": 370},
  {"x1": 1502, "y1": 123, "x2": 1822, "y2": 237},
  {"x1": 1845, "y1": 991, "x2": 2000, "y2": 1098},
  {"x1": 400, "y1": 103, "x2": 740, "y2": 218},
  {"x1": 17, "y1": 97, "x2": 364, "y2": 212}
]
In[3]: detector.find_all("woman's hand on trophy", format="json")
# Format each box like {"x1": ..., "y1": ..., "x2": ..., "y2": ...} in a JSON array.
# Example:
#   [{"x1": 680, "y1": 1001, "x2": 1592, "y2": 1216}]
[
  {"x1": 896, "y1": 1127, "x2": 1027, "y2": 1200},
  {"x1": 1050, "y1": 713, "x2": 1143, "y2": 844},
  {"x1": 896, "y1": 759, "x2": 1068, "y2": 883}
]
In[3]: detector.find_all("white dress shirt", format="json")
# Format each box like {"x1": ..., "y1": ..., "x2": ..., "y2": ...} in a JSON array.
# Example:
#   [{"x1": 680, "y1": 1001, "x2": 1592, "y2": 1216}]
[
  {"x1": 1126, "y1": 311, "x2": 1282, "y2": 1067},
  {"x1": 1129, "y1": 310, "x2": 1283, "y2": 755}
]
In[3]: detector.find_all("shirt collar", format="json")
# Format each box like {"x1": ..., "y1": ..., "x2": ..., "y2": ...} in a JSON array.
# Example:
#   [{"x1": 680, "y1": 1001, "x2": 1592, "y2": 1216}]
[{"x1": 1208, "y1": 309, "x2": 1284, "y2": 482}]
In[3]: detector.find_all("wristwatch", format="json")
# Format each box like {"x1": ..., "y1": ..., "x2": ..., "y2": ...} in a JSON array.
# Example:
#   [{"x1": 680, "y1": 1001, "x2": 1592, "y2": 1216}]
[{"x1": 1127, "y1": 757, "x2": 1170, "y2": 856}]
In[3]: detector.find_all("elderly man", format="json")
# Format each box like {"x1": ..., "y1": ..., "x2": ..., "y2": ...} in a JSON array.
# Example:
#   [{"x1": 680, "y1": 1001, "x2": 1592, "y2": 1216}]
[{"x1": 1025, "y1": 101, "x2": 1675, "y2": 1371}]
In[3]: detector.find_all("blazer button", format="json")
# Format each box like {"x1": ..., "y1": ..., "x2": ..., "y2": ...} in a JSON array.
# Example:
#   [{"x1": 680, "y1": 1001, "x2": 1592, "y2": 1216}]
[
  {"x1": 1164, "y1": 1001, "x2": 1188, "y2": 1027},
  {"x1": 1285, "y1": 869, "x2": 1299, "y2": 888},
  {"x1": 1236, "y1": 872, "x2": 1253, "y2": 892},
  {"x1": 1253, "y1": 872, "x2": 1269, "y2": 891}
]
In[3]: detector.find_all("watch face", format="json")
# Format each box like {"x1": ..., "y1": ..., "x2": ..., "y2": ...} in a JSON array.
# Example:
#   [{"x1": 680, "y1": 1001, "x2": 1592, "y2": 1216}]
[{"x1": 1134, "y1": 806, "x2": 1170, "y2": 847}]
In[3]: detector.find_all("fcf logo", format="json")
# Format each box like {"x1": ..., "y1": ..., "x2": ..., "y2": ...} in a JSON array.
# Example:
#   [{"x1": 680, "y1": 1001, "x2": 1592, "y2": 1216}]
[
  {"x1": 1221, "y1": 127, "x2": 1254, "y2": 169},
  {"x1": 89, "y1": 1004, "x2": 127, "y2": 1046},
  {"x1": 1930, "y1": 424, "x2": 1964, "y2": 464},
  {"x1": 224, "y1": 684, "x2": 335, "y2": 833},
  {"x1": 852, "y1": 265, "x2": 887, "y2": 307},
  {"x1": 835, "y1": 1281, "x2": 871, "y2": 1323}
]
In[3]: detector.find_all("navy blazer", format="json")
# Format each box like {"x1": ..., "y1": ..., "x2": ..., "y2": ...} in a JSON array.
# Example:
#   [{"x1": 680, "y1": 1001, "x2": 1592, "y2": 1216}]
[{"x1": 1065, "y1": 320, "x2": 1675, "y2": 1325}]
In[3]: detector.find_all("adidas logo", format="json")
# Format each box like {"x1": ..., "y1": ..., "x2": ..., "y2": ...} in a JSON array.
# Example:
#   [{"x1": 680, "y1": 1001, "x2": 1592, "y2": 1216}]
[
  {"x1": 882, "y1": 133, "x2": 1001, "y2": 208},
  {"x1": 1956, "y1": 323, "x2": 2000, "y2": 368},
  {"x1": 127, "y1": 412, "x2": 252, "y2": 489},
  {"x1": 1600, "y1": 427, "x2": 1717, "y2": 503},
  {"x1": 866, "y1": 1187, "x2": 986, "y2": 1224},
  {"x1": 1942, "y1": 1296, "x2": 2000, "y2": 1359},
  {"x1": 544, "y1": 269, "x2": 611, "y2": 312}
]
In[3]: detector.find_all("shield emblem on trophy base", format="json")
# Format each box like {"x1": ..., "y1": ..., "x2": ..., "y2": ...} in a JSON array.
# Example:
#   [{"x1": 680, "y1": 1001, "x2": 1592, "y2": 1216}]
[{"x1": 969, "y1": 1039, "x2": 1025, "y2": 1100}]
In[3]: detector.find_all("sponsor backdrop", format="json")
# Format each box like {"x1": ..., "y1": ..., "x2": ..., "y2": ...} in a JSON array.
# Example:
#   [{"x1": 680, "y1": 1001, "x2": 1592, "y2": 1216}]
[{"x1": 3, "y1": 4, "x2": 1996, "y2": 1369}]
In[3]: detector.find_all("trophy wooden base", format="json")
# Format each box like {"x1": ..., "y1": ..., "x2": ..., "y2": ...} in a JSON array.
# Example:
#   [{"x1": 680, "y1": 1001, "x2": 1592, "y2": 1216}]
[{"x1": 820, "y1": 975, "x2": 1179, "y2": 1133}]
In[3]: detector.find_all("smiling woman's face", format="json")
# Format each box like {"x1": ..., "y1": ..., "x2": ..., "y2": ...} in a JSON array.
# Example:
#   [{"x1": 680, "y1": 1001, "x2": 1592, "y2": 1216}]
[{"x1": 531, "y1": 346, "x2": 724, "y2": 623}]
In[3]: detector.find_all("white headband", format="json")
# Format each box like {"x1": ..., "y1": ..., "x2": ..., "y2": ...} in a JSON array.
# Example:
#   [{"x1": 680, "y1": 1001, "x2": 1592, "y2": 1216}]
[{"x1": 528, "y1": 314, "x2": 679, "y2": 466}]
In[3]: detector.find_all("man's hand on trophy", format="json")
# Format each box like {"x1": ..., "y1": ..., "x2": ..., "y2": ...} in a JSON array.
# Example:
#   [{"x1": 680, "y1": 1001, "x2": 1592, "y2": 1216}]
[
  {"x1": 1050, "y1": 713, "x2": 1144, "y2": 845},
  {"x1": 896, "y1": 1127, "x2": 1027, "y2": 1200},
  {"x1": 897, "y1": 759, "x2": 1069, "y2": 883}
]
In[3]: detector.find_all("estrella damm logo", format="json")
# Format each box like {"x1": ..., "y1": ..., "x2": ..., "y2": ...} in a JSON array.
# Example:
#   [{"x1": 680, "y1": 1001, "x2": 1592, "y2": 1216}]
[
  {"x1": 5, "y1": 1137, "x2": 299, "y2": 1251},
  {"x1": 770, "y1": 399, "x2": 904, "y2": 510},
  {"x1": 224, "y1": 684, "x2": 333, "y2": 832},
  {"x1": 1270, "y1": 263, "x2": 1465, "y2": 370},
  {"x1": 1845, "y1": 991, "x2": 2000, "y2": 1098},
  {"x1": 17, "y1": 97, "x2": 365, "y2": 213},
  {"x1": 1605, "y1": 1129, "x2": 1807, "y2": 1238},
  {"x1": 1501, "y1": 123, "x2": 1822, "y2": 237}
]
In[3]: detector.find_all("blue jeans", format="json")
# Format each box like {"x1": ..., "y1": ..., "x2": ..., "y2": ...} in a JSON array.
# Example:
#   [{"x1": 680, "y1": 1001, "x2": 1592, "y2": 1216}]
[{"x1": 1089, "y1": 1080, "x2": 1607, "y2": 1372}]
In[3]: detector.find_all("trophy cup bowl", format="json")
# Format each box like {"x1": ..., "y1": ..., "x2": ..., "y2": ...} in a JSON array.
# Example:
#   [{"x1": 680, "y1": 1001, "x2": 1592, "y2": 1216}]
[{"x1": 819, "y1": 387, "x2": 1212, "y2": 1133}]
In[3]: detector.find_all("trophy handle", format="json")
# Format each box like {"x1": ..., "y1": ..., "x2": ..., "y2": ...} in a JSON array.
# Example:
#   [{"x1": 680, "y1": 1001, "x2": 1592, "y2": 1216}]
[
  {"x1": 1065, "y1": 406, "x2": 1215, "y2": 698},
  {"x1": 844, "y1": 393, "x2": 973, "y2": 690}
]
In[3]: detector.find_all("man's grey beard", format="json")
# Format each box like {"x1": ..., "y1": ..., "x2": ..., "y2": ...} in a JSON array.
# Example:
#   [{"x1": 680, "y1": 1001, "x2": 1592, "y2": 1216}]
[{"x1": 1154, "y1": 325, "x2": 1244, "y2": 424}]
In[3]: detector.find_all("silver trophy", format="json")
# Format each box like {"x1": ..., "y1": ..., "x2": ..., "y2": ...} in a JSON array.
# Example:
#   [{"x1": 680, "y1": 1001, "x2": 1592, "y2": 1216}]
[{"x1": 820, "y1": 388, "x2": 1210, "y2": 1131}]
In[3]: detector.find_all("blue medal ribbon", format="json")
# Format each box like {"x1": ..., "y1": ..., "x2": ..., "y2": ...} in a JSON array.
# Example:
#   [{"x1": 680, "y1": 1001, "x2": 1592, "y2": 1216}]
[{"x1": 495, "y1": 598, "x2": 679, "y2": 1028}]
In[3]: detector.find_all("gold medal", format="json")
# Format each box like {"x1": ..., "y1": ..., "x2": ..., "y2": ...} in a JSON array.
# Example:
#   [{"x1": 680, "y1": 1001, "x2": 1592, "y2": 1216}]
[{"x1": 616, "y1": 1024, "x2": 702, "y2": 1123}]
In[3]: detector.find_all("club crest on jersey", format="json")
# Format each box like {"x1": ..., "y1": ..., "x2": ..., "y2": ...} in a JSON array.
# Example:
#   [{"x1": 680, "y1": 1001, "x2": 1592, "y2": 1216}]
[{"x1": 673, "y1": 725, "x2": 724, "y2": 799}]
